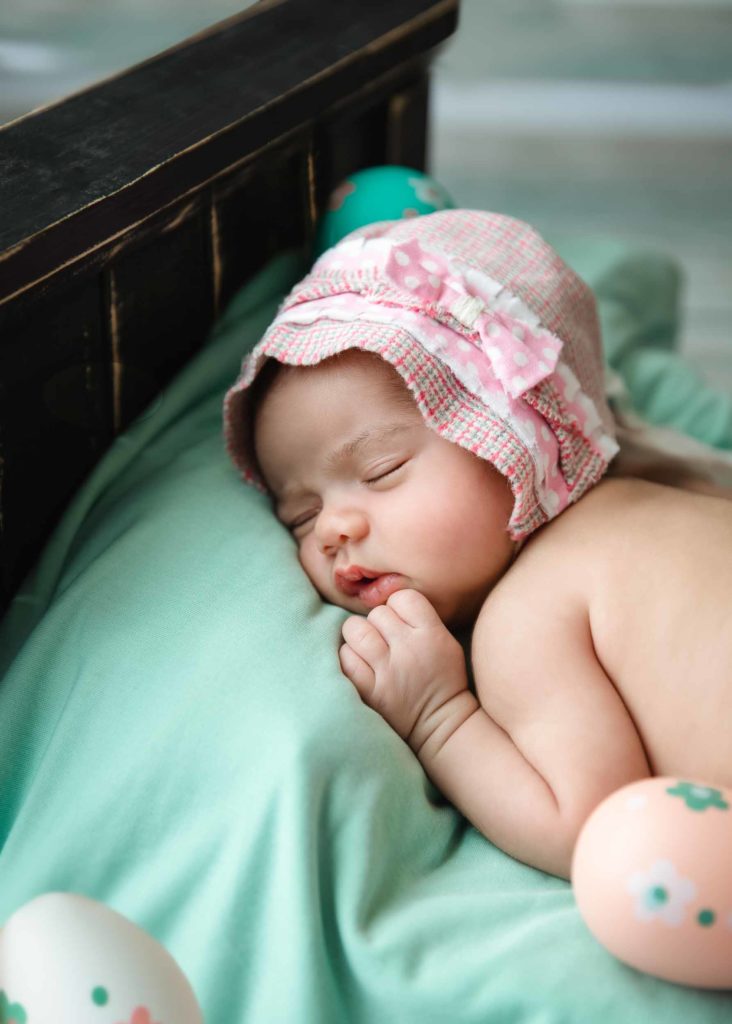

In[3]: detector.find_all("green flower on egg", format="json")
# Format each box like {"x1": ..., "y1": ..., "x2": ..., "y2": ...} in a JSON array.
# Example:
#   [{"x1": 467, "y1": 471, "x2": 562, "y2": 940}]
[
  {"x1": 666, "y1": 781, "x2": 729, "y2": 812},
  {"x1": 0, "y1": 990, "x2": 27, "y2": 1024}
]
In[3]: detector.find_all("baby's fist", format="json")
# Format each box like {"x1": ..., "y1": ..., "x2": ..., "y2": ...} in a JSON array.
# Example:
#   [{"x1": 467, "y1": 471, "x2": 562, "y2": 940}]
[{"x1": 339, "y1": 589, "x2": 469, "y2": 746}]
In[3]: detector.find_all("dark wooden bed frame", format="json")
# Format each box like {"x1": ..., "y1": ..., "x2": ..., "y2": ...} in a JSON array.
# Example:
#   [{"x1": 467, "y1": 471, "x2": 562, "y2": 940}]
[{"x1": 0, "y1": 0, "x2": 459, "y2": 617}]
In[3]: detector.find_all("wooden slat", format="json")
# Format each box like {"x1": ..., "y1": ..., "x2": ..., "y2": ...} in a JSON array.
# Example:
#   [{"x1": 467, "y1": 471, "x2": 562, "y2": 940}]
[
  {"x1": 386, "y1": 74, "x2": 430, "y2": 169},
  {"x1": 0, "y1": 276, "x2": 110, "y2": 600},
  {"x1": 212, "y1": 144, "x2": 313, "y2": 312},
  {"x1": 106, "y1": 205, "x2": 215, "y2": 430}
]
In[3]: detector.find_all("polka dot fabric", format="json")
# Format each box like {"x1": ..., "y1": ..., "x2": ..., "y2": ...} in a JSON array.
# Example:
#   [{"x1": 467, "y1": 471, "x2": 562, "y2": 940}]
[{"x1": 223, "y1": 210, "x2": 619, "y2": 539}]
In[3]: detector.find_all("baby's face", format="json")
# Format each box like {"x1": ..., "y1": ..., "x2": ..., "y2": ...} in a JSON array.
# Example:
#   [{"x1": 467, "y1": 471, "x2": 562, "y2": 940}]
[{"x1": 254, "y1": 352, "x2": 517, "y2": 629}]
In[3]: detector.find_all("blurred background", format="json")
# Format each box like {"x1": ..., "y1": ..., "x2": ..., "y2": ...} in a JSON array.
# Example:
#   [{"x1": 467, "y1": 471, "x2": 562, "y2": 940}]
[
  {"x1": 1, "y1": 0, "x2": 731, "y2": 385},
  {"x1": 432, "y1": 0, "x2": 732, "y2": 390}
]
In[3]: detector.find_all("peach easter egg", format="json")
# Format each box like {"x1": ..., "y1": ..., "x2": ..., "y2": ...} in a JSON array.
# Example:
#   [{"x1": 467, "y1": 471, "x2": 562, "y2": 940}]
[{"x1": 572, "y1": 777, "x2": 732, "y2": 988}]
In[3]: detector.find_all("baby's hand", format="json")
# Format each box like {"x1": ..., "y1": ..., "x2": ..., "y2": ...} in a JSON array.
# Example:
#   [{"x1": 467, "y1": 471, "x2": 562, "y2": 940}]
[{"x1": 339, "y1": 589, "x2": 469, "y2": 749}]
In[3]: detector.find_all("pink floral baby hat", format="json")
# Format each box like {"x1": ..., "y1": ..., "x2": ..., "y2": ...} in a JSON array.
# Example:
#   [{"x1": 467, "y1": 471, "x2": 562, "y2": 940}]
[{"x1": 223, "y1": 209, "x2": 619, "y2": 539}]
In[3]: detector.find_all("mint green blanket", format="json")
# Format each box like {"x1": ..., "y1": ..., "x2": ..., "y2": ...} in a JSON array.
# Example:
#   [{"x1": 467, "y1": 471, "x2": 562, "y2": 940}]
[{"x1": 1, "y1": 246, "x2": 729, "y2": 1022}]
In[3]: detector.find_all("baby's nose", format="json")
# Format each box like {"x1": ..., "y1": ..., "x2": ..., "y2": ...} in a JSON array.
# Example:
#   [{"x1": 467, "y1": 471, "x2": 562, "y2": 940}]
[{"x1": 315, "y1": 505, "x2": 368, "y2": 553}]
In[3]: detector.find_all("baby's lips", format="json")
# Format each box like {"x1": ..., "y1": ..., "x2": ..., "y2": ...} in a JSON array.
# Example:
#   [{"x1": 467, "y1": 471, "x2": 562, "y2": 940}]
[
  {"x1": 335, "y1": 565, "x2": 382, "y2": 597},
  {"x1": 357, "y1": 573, "x2": 406, "y2": 609}
]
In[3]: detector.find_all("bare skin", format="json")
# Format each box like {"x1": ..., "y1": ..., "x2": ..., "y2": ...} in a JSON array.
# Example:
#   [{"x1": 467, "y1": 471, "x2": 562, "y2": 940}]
[{"x1": 253, "y1": 351, "x2": 732, "y2": 880}]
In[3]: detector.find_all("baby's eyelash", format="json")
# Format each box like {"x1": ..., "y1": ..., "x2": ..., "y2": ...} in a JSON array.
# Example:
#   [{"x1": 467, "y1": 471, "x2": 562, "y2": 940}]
[
  {"x1": 364, "y1": 461, "x2": 406, "y2": 485},
  {"x1": 288, "y1": 510, "x2": 318, "y2": 531}
]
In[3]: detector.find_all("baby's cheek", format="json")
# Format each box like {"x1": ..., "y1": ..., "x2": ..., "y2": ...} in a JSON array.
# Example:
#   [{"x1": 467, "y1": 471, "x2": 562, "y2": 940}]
[
  {"x1": 572, "y1": 777, "x2": 732, "y2": 988},
  {"x1": 298, "y1": 543, "x2": 358, "y2": 612},
  {"x1": 298, "y1": 546, "x2": 330, "y2": 597}
]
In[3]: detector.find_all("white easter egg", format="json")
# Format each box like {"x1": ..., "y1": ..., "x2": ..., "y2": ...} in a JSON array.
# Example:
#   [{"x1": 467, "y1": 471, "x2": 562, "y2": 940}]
[
  {"x1": 572, "y1": 777, "x2": 732, "y2": 988},
  {"x1": 0, "y1": 892, "x2": 203, "y2": 1023}
]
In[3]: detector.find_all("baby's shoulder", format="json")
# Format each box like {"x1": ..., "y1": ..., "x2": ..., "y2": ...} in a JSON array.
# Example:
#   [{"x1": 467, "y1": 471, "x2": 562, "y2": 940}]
[
  {"x1": 481, "y1": 479, "x2": 648, "y2": 621},
  {"x1": 516, "y1": 476, "x2": 694, "y2": 557},
  {"x1": 560, "y1": 475, "x2": 732, "y2": 552},
  {"x1": 480, "y1": 522, "x2": 592, "y2": 633},
  {"x1": 472, "y1": 524, "x2": 593, "y2": 689},
  {"x1": 485, "y1": 475, "x2": 730, "y2": 630}
]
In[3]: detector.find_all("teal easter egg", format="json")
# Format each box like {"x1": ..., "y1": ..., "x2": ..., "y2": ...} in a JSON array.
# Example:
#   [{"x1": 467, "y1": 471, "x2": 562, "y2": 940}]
[{"x1": 314, "y1": 165, "x2": 455, "y2": 256}]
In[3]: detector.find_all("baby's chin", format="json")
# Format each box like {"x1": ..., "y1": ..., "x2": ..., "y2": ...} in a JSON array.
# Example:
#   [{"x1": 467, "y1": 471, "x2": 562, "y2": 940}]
[{"x1": 317, "y1": 586, "x2": 368, "y2": 617}]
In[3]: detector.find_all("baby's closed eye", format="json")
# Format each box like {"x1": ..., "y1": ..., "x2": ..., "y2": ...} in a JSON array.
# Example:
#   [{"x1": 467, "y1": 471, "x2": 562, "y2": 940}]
[
  {"x1": 363, "y1": 460, "x2": 408, "y2": 485},
  {"x1": 288, "y1": 510, "x2": 319, "y2": 533},
  {"x1": 280, "y1": 455, "x2": 411, "y2": 535}
]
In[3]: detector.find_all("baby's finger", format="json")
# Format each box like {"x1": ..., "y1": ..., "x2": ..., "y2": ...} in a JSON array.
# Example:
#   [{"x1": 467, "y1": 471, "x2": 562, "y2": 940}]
[
  {"x1": 342, "y1": 615, "x2": 390, "y2": 666},
  {"x1": 339, "y1": 642, "x2": 375, "y2": 697},
  {"x1": 365, "y1": 602, "x2": 411, "y2": 643},
  {"x1": 386, "y1": 588, "x2": 443, "y2": 629}
]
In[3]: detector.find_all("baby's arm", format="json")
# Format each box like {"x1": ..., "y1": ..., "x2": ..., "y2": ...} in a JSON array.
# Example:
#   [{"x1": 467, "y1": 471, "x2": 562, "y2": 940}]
[
  {"x1": 450, "y1": 593, "x2": 651, "y2": 877},
  {"x1": 341, "y1": 589, "x2": 650, "y2": 879}
]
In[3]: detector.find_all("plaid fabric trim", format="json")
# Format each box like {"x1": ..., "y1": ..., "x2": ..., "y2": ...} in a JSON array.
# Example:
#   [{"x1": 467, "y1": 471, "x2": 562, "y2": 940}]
[{"x1": 224, "y1": 320, "x2": 596, "y2": 539}]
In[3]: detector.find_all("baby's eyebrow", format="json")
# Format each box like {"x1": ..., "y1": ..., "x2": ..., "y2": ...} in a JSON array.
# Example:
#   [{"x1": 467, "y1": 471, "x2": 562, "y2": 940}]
[{"x1": 324, "y1": 422, "x2": 412, "y2": 470}]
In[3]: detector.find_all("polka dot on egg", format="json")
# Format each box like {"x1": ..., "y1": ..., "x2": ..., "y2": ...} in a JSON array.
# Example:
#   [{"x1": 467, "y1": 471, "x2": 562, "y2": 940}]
[
  {"x1": 91, "y1": 987, "x2": 109, "y2": 1006},
  {"x1": 511, "y1": 375, "x2": 527, "y2": 392},
  {"x1": 395, "y1": 250, "x2": 410, "y2": 266},
  {"x1": 428, "y1": 274, "x2": 441, "y2": 288},
  {"x1": 404, "y1": 275, "x2": 420, "y2": 290},
  {"x1": 625, "y1": 793, "x2": 648, "y2": 811},
  {"x1": 421, "y1": 259, "x2": 440, "y2": 273},
  {"x1": 697, "y1": 909, "x2": 716, "y2": 927},
  {"x1": 513, "y1": 351, "x2": 529, "y2": 367}
]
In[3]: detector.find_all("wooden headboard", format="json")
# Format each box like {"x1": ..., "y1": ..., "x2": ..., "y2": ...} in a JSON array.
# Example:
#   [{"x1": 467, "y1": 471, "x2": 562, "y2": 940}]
[{"x1": 0, "y1": 0, "x2": 458, "y2": 616}]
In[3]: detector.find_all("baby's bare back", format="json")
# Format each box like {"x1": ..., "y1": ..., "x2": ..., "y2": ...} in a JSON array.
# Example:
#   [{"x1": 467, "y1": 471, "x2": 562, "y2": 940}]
[{"x1": 497, "y1": 477, "x2": 732, "y2": 787}]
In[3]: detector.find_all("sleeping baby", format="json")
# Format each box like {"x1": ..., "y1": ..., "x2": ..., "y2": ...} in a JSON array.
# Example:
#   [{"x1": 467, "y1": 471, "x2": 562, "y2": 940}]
[{"x1": 223, "y1": 210, "x2": 732, "y2": 982}]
